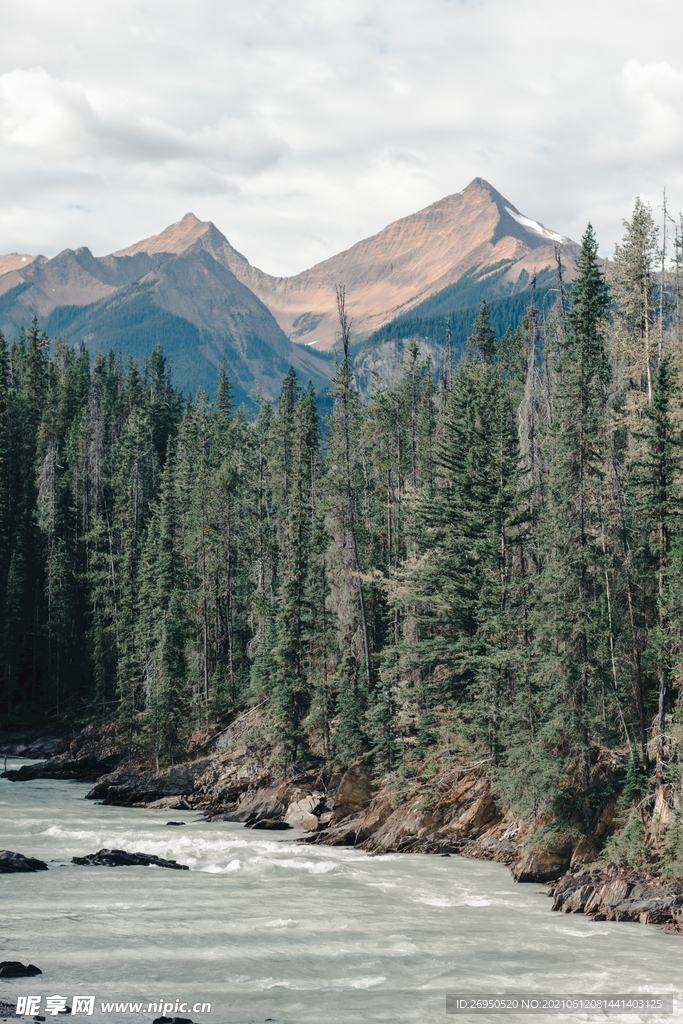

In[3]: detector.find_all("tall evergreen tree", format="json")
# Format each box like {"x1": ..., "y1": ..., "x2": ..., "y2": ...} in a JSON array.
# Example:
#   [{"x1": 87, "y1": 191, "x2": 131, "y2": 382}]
[{"x1": 525, "y1": 224, "x2": 613, "y2": 824}]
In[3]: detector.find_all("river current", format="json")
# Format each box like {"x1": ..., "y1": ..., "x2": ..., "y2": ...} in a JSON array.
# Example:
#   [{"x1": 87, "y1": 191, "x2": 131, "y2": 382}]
[{"x1": 1, "y1": 761, "x2": 681, "y2": 1024}]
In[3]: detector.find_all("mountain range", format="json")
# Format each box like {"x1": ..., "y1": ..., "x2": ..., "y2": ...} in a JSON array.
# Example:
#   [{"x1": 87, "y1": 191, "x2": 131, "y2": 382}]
[{"x1": 0, "y1": 179, "x2": 578, "y2": 401}]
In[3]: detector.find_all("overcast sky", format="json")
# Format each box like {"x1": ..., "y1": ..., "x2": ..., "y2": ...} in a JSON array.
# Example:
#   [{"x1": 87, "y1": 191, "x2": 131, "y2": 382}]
[{"x1": 1, "y1": 0, "x2": 682, "y2": 274}]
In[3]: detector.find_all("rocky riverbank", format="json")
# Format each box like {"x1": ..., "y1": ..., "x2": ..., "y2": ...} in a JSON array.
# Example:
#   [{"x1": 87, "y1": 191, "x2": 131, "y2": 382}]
[
  {"x1": 4, "y1": 716, "x2": 682, "y2": 934},
  {"x1": 549, "y1": 865, "x2": 683, "y2": 932},
  {"x1": 1, "y1": 723, "x2": 123, "y2": 779}
]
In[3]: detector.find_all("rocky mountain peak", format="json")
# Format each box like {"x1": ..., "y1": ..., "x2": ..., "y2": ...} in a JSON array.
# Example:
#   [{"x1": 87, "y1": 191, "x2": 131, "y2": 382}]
[
  {"x1": 227, "y1": 178, "x2": 578, "y2": 349},
  {"x1": 113, "y1": 212, "x2": 250, "y2": 272},
  {"x1": 114, "y1": 212, "x2": 217, "y2": 258}
]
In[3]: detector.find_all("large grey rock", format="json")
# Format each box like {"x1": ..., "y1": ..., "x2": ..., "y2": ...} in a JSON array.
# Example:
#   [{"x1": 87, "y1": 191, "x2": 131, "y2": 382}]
[
  {"x1": 512, "y1": 844, "x2": 572, "y2": 883},
  {"x1": 285, "y1": 795, "x2": 324, "y2": 830},
  {"x1": 72, "y1": 848, "x2": 189, "y2": 870},
  {"x1": 0, "y1": 850, "x2": 48, "y2": 873},
  {"x1": 0, "y1": 961, "x2": 42, "y2": 978}
]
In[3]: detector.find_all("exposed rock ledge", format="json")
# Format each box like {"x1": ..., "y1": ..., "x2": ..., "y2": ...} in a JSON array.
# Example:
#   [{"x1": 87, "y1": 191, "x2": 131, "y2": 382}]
[
  {"x1": 2, "y1": 723, "x2": 124, "y2": 781},
  {"x1": 549, "y1": 866, "x2": 683, "y2": 932}
]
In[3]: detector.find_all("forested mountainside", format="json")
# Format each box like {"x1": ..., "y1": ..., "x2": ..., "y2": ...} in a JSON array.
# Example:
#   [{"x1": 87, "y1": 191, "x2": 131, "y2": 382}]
[
  {"x1": 0, "y1": 225, "x2": 331, "y2": 405},
  {"x1": 3, "y1": 199, "x2": 683, "y2": 871},
  {"x1": 352, "y1": 264, "x2": 557, "y2": 394}
]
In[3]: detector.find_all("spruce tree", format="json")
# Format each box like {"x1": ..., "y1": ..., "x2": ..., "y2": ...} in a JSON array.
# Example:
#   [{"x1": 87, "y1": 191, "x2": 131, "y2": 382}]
[
  {"x1": 467, "y1": 301, "x2": 497, "y2": 363},
  {"x1": 526, "y1": 224, "x2": 612, "y2": 824},
  {"x1": 326, "y1": 287, "x2": 373, "y2": 758},
  {"x1": 632, "y1": 357, "x2": 683, "y2": 780}
]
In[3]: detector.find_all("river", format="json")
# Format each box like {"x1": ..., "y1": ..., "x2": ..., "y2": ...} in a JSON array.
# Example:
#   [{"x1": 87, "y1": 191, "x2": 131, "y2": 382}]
[{"x1": 1, "y1": 761, "x2": 680, "y2": 1024}]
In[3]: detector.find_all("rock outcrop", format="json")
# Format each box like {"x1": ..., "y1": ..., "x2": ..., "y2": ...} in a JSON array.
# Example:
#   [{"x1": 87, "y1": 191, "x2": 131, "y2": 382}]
[
  {"x1": 308, "y1": 769, "x2": 519, "y2": 862},
  {"x1": 3, "y1": 723, "x2": 124, "y2": 782},
  {"x1": 511, "y1": 840, "x2": 573, "y2": 883},
  {"x1": 0, "y1": 962, "x2": 42, "y2": 978},
  {"x1": 549, "y1": 866, "x2": 683, "y2": 931},
  {"x1": 86, "y1": 757, "x2": 213, "y2": 807},
  {"x1": 0, "y1": 732, "x2": 67, "y2": 759},
  {"x1": 0, "y1": 851, "x2": 48, "y2": 873},
  {"x1": 72, "y1": 849, "x2": 189, "y2": 870}
]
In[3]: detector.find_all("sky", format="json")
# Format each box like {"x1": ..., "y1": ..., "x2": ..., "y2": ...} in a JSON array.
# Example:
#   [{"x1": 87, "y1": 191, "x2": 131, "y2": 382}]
[{"x1": 1, "y1": 0, "x2": 683, "y2": 275}]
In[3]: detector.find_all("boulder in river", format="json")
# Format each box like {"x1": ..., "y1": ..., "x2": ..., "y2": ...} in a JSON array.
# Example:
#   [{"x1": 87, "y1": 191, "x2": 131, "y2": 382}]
[
  {"x1": 72, "y1": 849, "x2": 189, "y2": 870},
  {"x1": 0, "y1": 961, "x2": 42, "y2": 978},
  {"x1": 152, "y1": 1017, "x2": 195, "y2": 1024},
  {"x1": 246, "y1": 818, "x2": 291, "y2": 830},
  {"x1": 0, "y1": 851, "x2": 48, "y2": 873}
]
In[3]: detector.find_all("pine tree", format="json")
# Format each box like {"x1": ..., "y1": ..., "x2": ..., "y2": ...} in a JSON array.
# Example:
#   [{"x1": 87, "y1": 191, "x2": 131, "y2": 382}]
[
  {"x1": 326, "y1": 287, "x2": 373, "y2": 757},
  {"x1": 141, "y1": 441, "x2": 188, "y2": 761},
  {"x1": 406, "y1": 351, "x2": 521, "y2": 758},
  {"x1": 609, "y1": 198, "x2": 659, "y2": 409},
  {"x1": 269, "y1": 381, "x2": 321, "y2": 763},
  {"x1": 526, "y1": 224, "x2": 613, "y2": 825},
  {"x1": 632, "y1": 357, "x2": 683, "y2": 780},
  {"x1": 467, "y1": 301, "x2": 497, "y2": 363}
]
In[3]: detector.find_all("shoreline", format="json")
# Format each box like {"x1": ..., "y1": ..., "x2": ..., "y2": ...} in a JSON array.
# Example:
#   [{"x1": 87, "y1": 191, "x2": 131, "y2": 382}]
[{"x1": 3, "y1": 725, "x2": 682, "y2": 934}]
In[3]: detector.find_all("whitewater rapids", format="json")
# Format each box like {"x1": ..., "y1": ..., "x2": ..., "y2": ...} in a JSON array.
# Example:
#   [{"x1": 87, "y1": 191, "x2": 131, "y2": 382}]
[{"x1": 0, "y1": 761, "x2": 679, "y2": 1023}]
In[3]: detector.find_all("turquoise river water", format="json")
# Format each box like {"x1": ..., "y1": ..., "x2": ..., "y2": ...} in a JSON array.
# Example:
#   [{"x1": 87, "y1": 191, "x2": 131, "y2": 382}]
[{"x1": 1, "y1": 760, "x2": 681, "y2": 1024}]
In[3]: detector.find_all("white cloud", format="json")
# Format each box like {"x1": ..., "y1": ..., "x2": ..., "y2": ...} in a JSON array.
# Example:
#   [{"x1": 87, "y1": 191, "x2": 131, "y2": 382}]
[
  {"x1": 0, "y1": 67, "x2": 96, "y2": 153},
  {"x1": 622, "y1": 59, "x2": 683, "y2": 99},
  {"x1": 0, "y1": 0, "x2": 682, "y2": 270}
]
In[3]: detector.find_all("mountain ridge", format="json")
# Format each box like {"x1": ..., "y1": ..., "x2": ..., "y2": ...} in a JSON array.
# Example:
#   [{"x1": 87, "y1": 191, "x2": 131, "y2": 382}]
[
  {"x1": 0, "y1": 228, "x2": 330, "y2": 404},
  {"x1": 0, "y1": 179, "x2": 578, "y2": 394},
  {"x1": 103, "y1": 178, "x2": 578, "y2": 351}
]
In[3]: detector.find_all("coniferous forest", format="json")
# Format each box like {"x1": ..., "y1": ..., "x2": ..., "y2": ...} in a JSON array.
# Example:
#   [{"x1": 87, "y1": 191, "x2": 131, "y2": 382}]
[{"x1": 4, "y1": 205, "x2": 683, "y2": 865}]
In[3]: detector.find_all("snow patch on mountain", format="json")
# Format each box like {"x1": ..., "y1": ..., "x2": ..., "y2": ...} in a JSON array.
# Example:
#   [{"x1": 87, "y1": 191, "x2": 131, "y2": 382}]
[{"x1": 504, "y1": 207, "x2": 566, "y2": 244}]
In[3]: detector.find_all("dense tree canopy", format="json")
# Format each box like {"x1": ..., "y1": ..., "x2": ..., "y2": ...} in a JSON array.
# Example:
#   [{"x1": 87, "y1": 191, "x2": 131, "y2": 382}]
[{"x1": 3, "y1": 212, "x2": 683, "y2": 853}]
